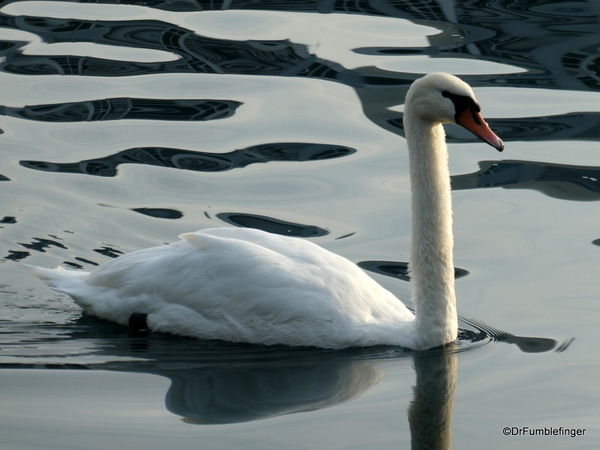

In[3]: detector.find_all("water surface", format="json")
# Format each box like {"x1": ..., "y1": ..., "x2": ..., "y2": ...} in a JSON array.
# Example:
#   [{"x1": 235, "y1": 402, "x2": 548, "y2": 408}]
[{"x1": 1, "y1": 1, "x2": 599, "y2": 449}]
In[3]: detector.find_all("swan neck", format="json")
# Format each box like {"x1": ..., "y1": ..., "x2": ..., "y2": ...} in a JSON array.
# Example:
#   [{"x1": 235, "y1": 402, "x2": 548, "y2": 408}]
[{"x1": 405, "y1": 116, "x2": 458, "y2": 349}]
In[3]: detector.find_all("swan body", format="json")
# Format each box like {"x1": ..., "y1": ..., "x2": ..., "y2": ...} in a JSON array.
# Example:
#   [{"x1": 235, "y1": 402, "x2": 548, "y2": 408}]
[
  {"x1": 27, "y1": 73, "x2": 503, "y2": 350},
  {"x1": 27, "y1": 228, "x2": 415, "y2": 348}
]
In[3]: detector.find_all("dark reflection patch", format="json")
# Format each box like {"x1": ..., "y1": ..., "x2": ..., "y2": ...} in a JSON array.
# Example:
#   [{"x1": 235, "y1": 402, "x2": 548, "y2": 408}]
[
  {"x1": 2, "y1": 98, "x2": 241, "y2": 122},
  {"x1": 358, "y1": 261, "x2": 469, "y2": 281},
  {"x1": 385, "y1": 112, "x2": 600, "y2": 144},
  {"x1": 20, "y1": 143, "x2": 355, "y2": 177},
  {"x1": 131, "y1": 208, "x2": 183, "y2": 220},
  {"x1": 93, "y1": 246, "x2": 124, "y2": 258},
  {"x1": 217, "y1": 212, "x2": 328, "y2": 237},
  {"x1": 4, "y1": 250, "x2": 30, "y2": 261},
  {"x1": 19, "y1": 237, "x2": 68, "y2": 253},
  {"x1": 452, "y1": 160, "x2": 600, "y2": 201}
]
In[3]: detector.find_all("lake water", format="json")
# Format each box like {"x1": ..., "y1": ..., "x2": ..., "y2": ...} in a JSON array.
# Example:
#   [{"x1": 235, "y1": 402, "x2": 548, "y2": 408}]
[{"x1": 1, "y1": 1, "x2": 599, "y2": 448}]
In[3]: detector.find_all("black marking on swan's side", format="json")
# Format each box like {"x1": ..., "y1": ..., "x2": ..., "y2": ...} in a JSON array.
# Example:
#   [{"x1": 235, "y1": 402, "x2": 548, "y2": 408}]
[{"x1": 129, "y1": 312, "x2": 149, "y2": 336}]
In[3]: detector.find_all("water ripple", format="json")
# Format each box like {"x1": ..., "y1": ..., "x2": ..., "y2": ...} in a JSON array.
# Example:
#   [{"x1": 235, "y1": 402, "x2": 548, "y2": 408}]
[
  {"x1": 2, "y1": 97, "x2": 241, "y2": 121},
  {"x1": 20, "y1": 143, "x2": 355, "y2": 176}
]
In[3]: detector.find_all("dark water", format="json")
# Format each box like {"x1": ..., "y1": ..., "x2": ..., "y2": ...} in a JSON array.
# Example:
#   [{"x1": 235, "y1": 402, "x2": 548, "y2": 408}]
[{"x1": 1, "y1": 1, "x2": 599, "y2": 449}]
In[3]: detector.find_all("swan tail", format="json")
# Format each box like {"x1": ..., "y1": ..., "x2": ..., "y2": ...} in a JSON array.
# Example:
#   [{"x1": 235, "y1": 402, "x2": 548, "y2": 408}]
[
  {"x1": 24, "y1": 264, "x2": 90, "y2": 292},
  {"x1": 25, "y1": 264, "x2": 129, "y2": 324}
]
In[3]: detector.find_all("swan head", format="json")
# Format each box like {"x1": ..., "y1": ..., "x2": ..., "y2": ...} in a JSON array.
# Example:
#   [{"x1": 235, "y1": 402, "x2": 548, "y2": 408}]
[{"x1": 405, "y1": 73, "x2": 504, "y2": 151}]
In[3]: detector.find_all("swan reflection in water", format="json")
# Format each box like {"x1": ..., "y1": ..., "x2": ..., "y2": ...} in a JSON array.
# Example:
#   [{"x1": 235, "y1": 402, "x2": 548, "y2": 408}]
[
  {"x1": 165, "y1": 353, "x2": 384, "y2": 425},
  {"x1": 49, "y1": 320, "x2": 566, "y2": 449},
  {"x1": 150, "y1": 332, "x2": 567, "y2": 427}
]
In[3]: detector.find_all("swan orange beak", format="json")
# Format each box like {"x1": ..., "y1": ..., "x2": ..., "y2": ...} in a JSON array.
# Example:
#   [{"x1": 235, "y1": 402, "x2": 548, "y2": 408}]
[{"x1": 456, "y1": 108, "x2": 504, "y2": 152}]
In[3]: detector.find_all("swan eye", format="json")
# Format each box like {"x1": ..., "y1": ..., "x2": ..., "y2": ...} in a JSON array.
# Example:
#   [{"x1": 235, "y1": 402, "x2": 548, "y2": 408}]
[
  {"x1": 441, "y1": 91, "x2": 479, "y2": 122},
  {"x1": 471, "y1": 108, "x2": 483, "y2": 125}
]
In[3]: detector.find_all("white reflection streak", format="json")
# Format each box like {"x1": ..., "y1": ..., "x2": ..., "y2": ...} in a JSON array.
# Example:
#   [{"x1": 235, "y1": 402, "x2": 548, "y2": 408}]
[
  {"x1": 21, "y1": 42, "x2": 179, "y2": 63},
  {"x1": 0, "y1": 1, "x2": 154, "y2": 21},
  {"x1": 0, "y1": 3, "x2": 178, "y2": 63}
]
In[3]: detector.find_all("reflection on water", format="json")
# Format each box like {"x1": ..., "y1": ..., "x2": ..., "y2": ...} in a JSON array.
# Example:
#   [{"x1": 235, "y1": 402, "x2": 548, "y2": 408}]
[
  {"x1": 2, "y1": 0, "x2": 597, "y2": 89},
  {"x1": 472, "y1": 113, "x2": 600, "y2": 143},
  {"x1": 1, "y1": 1, "x2": 598, "y2": 447},
  {"x1": 358, "y1": 260, "x2": 469, "y2": 282},
  {"x1": 0, "y1": 316, "x2": 571, "y2": 450},
  {"x1": 385, "y1": 112, "x2": 600, "y2": 145},
  {"x1": 4, "y1": 212, "x2": 329, "y2": 263},
  {"x1": 452, "y1": 160, "x2": 600, "y2": 201},
  {"x1": 131, "y1": 207, "x2": 183, "y2": 220},
  {"x1": 217, "y1": 212, "x2": 329, "y2": 237},
  {"x1": 166, "y1": 359, "x2": 383, "y2": 424},
  {"x1": 20, "y1": 143, "x2": 355, "y2": 176},
  {"x1": 409, "y1": 346, "x2": 457, "y2": 450},
  {"x1": 2, "y1": 97, "x2": 242, "y2": 122},
  {"x1": 0, "y1": 11, "x2": 355, "y2": 83},
  {"x1": 0, "y1": 315, "x2": 566, "y2": 433},
  {"x1": 20, "y1": 148, "x2": 600, "y2": 204}
]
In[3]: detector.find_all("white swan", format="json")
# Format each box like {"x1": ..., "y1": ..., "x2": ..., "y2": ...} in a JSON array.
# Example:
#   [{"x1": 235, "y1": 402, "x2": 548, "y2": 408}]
[{"x1": 26, "y1": 73, "x2": 503, "y2": 350}]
